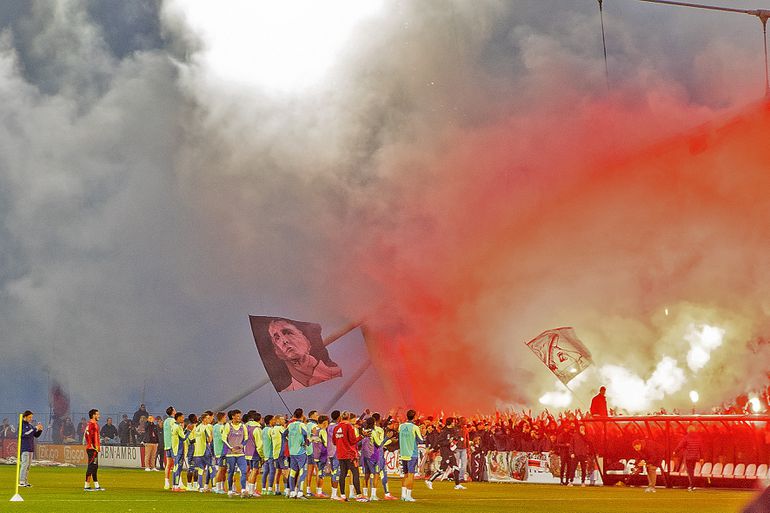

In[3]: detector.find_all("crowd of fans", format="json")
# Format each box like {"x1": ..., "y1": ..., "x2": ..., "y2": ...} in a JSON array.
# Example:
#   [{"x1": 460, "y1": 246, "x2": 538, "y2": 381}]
[{"x1": 8, "y1": 383, "x2": 770, "y2": 488}]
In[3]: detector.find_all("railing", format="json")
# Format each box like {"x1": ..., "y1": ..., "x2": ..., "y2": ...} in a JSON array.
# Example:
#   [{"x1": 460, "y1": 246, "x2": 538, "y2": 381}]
[{"x1": 582, "y1": 415, "x2": 770, "y2": 487}]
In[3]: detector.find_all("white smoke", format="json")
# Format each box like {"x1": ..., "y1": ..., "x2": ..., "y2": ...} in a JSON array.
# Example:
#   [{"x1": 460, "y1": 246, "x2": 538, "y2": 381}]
[{"x1": 1, "y1": 0, "x2": 770, "y2": 416}]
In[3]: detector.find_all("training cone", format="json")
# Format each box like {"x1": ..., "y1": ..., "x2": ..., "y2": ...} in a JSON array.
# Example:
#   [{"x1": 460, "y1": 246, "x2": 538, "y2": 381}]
[{"x1": 10, "y1": 494, "x2": 24, "y2": 502}]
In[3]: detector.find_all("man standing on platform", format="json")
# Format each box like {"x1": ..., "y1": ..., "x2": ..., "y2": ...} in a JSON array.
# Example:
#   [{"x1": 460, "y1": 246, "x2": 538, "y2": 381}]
[
  {"x1": 590, "y1": 387, "x2": 609, "y2": 417},
  {"x1": 84, "y1": 409, "x2": 105, "y2": 491}
]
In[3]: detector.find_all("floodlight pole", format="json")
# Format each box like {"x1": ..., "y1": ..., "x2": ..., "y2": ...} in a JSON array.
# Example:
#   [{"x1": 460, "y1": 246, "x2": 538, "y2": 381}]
[
  {"x1": 760, "y1": 11, "x2": 770, "y2": 97},
  {"x1": 598, "y1": 0, "x2": 610, "y2": 91},
  {"x1": 635, "y1": 1, "x2": 770, "y2": 98}
]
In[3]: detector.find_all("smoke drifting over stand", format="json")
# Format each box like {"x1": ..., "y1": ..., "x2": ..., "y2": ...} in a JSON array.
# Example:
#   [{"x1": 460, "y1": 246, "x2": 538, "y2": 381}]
[{"x1": 0, "y1": 0, "x2": 769, "y2": 415}]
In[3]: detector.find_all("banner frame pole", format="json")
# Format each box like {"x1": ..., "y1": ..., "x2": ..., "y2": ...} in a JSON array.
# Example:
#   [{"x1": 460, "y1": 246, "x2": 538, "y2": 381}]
[
  {"x1": 323, "y1": 359, "x2": 372, "y2": 412},
  {"x1": 10, "y1": 413, "x2": 23, "y2": 502}
]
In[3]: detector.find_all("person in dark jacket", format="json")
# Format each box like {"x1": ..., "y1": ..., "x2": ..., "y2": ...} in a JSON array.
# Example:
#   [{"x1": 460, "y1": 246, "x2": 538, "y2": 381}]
[
  {"x1": 60, "y1": 416, "x2": 77, "y2": 443},
  {"x1": 425, "y1": 417, "x2": 464, "y2": 490},
  {"x1": 674, "y1": 426, "x2": 703, "y2": 491},
  {"x1": 118, "y1": 415, "x2": 133, "y2": 446},
  {"x1": 590, "y1": 387, "x2": 609, "y2": 417},
  {"x1": 101, "y1": 417, "x2": 118, "y2": 444},
  {"x1": 133, "y1": 404, "x2": 149, "y2": 426},
  {"x1": 632, "y1": 438, "x2": 663, "y2": 492},
  {"x1": 556, "y1": 424, "x2": 574, "y2": 485},
  {"x1": 570, "y1": 424, "x2": 594, "y2": 486},
  {"x1": 19, "y1": 410, "x2": 43, "y2": 487}
]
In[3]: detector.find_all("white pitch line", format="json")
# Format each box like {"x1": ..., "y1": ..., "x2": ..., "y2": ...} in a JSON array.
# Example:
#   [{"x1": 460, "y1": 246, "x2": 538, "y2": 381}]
[{"x1": 15, "y1": 496, "x2": 746, "y2": 503}]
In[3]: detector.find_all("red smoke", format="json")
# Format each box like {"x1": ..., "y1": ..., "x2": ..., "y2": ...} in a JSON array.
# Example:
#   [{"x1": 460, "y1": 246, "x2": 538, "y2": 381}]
[{"x1": 346, "y1": 98, "x2": 770, "y2": 412}]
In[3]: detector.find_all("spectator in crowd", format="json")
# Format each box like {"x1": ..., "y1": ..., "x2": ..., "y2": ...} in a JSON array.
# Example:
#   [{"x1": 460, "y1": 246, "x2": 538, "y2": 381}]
[
  {"x1": 570, "y1": 424, "x2": 595, "y2": 486},
  {"x1": 19, "y1": 410, "x2": 43, "y2": 487},
  {"x1": 101, "y1": 417, "x2": 118, "y2": 444},
  {"x1": 135, "y1": 415, "x2": 147, "y2": 441},
  {"x1": 51, "y1": 415, "x2": 63, "y2": 444},
  {"x1": 133, "y1": 404, "x2": 149, "y2": 426},
  {"x1": 455, "y1": 417, "x2": 469, "y2": 483},
  {"x1": 1, "y1": 417, "x2": 16, "y2": 439},
  {"x1": 60, "y1": 416, "x2": 77, "y2": 443},
  {"x1": 590, "y1": 387, "x2": 608, "y2": 417},
  {"x1": 632, "y1": 438, "x2": 663, "y2": 492},
  {"x1": 674, "y1": 425, "x2": 704, "y2": 491},
  {"x1": 77, "y1": 417, "x2": 88, "y2": 442},
  {"x1": 155, "y1": 417, "x2": 165, "y2": 470},
  {"x1": 143, "y1": 415, "x2": 159, "y2": 471},
  {"x1": 118, "y1": 414, "x2": 133, "y2": 446},
  {"x1": 556, "y1": 423, "x2": 573, "y2": 485}
]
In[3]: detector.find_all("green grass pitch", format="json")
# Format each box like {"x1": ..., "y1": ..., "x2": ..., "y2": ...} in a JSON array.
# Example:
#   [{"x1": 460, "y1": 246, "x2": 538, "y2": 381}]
[{"x1": 1, "y1": 466, "x2": 760, "y2": 513}]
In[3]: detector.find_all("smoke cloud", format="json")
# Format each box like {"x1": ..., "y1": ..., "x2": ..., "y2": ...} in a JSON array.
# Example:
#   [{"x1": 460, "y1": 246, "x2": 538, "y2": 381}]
[{"x1": 1, "y1": 0, "x2": 769, "y2": 416}]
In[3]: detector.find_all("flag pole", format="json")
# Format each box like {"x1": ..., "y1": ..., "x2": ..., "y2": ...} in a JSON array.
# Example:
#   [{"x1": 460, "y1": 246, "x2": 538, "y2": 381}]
[{"x1": 10, "y1": 413, "x2": 23, "y2": 502}]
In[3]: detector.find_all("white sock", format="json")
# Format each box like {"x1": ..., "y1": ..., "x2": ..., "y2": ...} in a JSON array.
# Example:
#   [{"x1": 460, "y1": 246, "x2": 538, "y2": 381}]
[
  {"x1": 371, "y1": 488, "x2": 378, "y2": 499},
  {"x1": 94, "y1": 482, "x2": 100, "y2": 489},
  {"x1": 349, "y1": 485, "x2": 355, "y2": 496},
  {"x1": 363, "y1": 487, "x2": 369, "y2": 496},
  {"x1": 331, "y1": 488, "x2": 338, "y2": 498},
  {"x1": 306, "y1": 486, "x2": 311, "y2": 494},
  {"x1": 316, "y1": 487, "x2": 322, "y2": 494},
  {"x1": 407, "y1": 488, "x2": 412, "y2": 499},
  {"x1": 164, "y1": 478, "x2": 169, "y2": 486},
  {"x1": 84, "y1": 481, "x2": 89, "y2": 489}
]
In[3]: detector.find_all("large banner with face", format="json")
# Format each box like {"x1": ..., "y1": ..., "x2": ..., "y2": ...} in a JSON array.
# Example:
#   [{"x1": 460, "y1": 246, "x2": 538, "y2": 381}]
[{"x1": 250, "y1": 316, "x2": 343, "y2": 393}]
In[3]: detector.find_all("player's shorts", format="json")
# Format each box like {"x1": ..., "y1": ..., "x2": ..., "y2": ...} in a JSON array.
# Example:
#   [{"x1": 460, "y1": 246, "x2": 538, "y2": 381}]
[
  {"x1": 289, "y1": 454, "x2": 307, "y2": 471},
  {"x1": 329, "y1": 457, "x2": 340, "y2": 479},
  {"x1": 401, "y1": 456, "x2": 418, "y2": 474},
  {"x1": 274, "y1": 455, "x2": 289, "y2": 469},
  {"x1": 165, "y1": 449, "x2": 173, "y2": 459},
  {"x1": 192, "y1": 456, "x2": 208, "y2": 471},
  {"x1": 362, "y1": 457, "x2": 379, "y2": 475},
  {"x1": 246, "y1": 456, "x2": 262, "y2": 471},
  {"x1": 314, "y1": 456, "x2": 327, "y2": 476}
]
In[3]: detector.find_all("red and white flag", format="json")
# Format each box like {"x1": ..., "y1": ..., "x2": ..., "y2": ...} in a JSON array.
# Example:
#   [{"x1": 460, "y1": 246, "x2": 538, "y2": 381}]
[{"x1": 525, "y1": 327, "x2": 593, "y2": 385}]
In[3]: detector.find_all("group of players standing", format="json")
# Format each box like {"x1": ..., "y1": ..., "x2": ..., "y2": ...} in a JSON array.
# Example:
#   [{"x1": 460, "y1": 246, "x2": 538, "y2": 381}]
[{"x1": 160, "y1": 406, "x2": 456, "y2": 502}]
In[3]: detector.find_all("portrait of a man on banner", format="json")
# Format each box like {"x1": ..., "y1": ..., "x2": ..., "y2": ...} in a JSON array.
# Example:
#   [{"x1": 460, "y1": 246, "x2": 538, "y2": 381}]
[{"x1": 250, "y1": 315, "x2": 342, "y2": 392}]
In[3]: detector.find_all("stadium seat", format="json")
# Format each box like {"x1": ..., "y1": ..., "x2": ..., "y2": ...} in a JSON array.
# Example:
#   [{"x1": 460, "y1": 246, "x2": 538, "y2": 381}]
[
  {"x1": 756, "y1": 464, "x2": 768, "y2": 479},
  {"x1": 694, "y1": 461, "x2": 703, "y2": 476},
  {"x1": 669, "y1": 460, "x2": 681, "y2": 476},
  {"x1": 722, "y1": 463, "x2": 734, "y2": 478},
  {"x1": 700, "y1": 462, "x2": 713, "y2": 477},
  {"x1": 711, "y1": 463, "x2": 723, "y2": 478},
  {"x1": 745, "y1": 464, "x2": 757, "y2": 479},
  {"x1": 733, "y1": 464, "x2": 745, "y2": 479}
]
